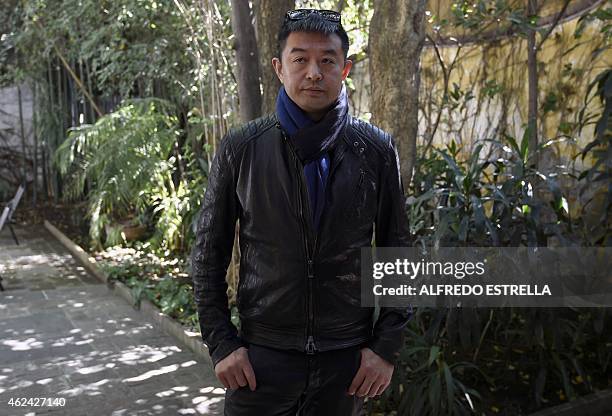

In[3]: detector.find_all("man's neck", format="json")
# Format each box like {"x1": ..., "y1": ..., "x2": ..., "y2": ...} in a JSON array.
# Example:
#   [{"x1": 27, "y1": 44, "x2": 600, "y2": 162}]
[
  {"x1": 305, "y1": 102, "x2": 337, "y2": 122},
  {"x1": 306, "y1": 110, "x2": 326, "y2": 122}
]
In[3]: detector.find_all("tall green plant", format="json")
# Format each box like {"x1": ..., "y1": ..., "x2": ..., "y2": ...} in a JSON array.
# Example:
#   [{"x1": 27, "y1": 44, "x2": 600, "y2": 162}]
[
  {"x1": 379, "y1": 319, "x2": 483, "y2": 416},
  {"x1": 380, "y1": 131, "x2": 609, "y2": 415},
  {"x1": 410, "y1": 132, "x2": 572, "y2": 248},
  {"x1": 576, "y1": 68, "x2": 611, "y2": 246},
  {"x1": 55, "y1": 98, "x2": 185, "y2": 249}
]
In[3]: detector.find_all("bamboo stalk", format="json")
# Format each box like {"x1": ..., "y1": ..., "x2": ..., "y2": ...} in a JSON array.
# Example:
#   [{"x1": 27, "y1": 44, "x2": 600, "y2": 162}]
[
  {"x1": 42, "y1": 61, "x2": 52, "y2": 200},
  {"x1": 57, "y1": 46, "x2": 102, "y2": 117},
  {"x1": 32, "y1": 81, "x2": 38, "y2": 206},
  {"x1": 53, "y1": 62, "x2": 62, "y2": 202},
  {"x1": 77, "y1": 58, "x2": 84, "y2": 125},
  {"x1": 172, "y1": 0, "x2": 208, "y2": 163},
  {"x1": 204, "y1": 0, "x2": 218, "y2": 157},
  {"x1": 17, "y1": 85, "x2": 27, "y2": 186},
  {"x1": 84, "y1": 59, "x2": 96, "y2": 123},
  {"x1": 34, "y1": 20, "x2": 103, "y2": 118}
]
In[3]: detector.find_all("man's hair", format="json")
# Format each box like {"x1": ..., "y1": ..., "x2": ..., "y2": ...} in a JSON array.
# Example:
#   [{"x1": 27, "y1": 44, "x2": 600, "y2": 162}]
[{"x1": 277, "y1": 12, "x2": 350, "y2": 60}]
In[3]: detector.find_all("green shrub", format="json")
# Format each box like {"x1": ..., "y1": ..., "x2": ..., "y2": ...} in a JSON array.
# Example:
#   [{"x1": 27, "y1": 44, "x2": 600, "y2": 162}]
[
  {"x1": 55, "y1": 98, "x2": 206, "y2": 252},
  {"x1": 376, "y1": 127, "x2": 610, "y2": 415}
]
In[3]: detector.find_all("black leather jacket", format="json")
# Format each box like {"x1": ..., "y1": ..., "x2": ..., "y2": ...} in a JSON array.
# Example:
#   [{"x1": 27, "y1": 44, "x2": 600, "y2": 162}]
[{"x1": 191, "y1": 113, "x2": 412, "y2": 368}]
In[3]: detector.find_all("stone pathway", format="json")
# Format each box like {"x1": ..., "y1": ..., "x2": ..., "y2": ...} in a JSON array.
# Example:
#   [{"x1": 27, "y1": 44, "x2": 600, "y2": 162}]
[{"x1": 0, "y1": 225, "x2": 224, "y2": 415}]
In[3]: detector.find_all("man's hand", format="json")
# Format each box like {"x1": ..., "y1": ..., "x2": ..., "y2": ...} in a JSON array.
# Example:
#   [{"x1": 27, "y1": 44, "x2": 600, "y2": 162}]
[
  {"x1": 215, "y1": 347, "x2": 257, "y2": 391},
  {"x1": 347, "y1": 347, "x2": 394, "y2": 398}
]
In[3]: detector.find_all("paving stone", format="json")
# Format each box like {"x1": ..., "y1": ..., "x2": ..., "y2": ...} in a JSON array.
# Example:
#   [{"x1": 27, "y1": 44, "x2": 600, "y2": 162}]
[
  {"x1": 0, "y1": 291, "x2": 45, "y2": 304},
  {"x1": 0, "y1": 311, "x2": 74, "y2": 333},
  {"x1": 0, "y1": 225, "x2": 222, "y2": 415}
]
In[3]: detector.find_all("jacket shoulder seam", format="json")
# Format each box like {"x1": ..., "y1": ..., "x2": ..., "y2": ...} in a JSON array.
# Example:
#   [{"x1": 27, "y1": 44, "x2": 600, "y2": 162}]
[
  {"x1": 223, "y1": 113, "x2": 278, "y2": 166},
  {"x1": 347, "y1": 117, "x2": 394, "y2": 162}
]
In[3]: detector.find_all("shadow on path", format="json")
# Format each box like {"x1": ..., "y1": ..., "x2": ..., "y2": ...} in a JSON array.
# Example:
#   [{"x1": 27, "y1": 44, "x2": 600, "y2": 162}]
[{"x1": 0, "y1": 225, "x2": 224, "y2": 415}]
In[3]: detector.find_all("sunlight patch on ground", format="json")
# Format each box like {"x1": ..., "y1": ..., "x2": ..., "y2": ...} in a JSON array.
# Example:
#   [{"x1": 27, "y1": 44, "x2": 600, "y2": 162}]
[
  {"x1": 59, "y1": 378, "x2": 111, "y2": 397},
  {"x1": 76, "y1": 364, "x2": 107, "y2": 375},
  {"x1": 3, "y1": 337, "x2": 44, "y2": 351},
  {"x1": 180, "y1": 360, "x2": 197, "y2": 367},
  {"x1": 199, "y1": 386, "x2": 225, "y2": 395},
  {"x1": 35, "y1": 378, "x2": 54, "y2": 385},
  {"x1": 192, "y1": 395, "x2": 225, "y2": 414},
  {"x1": 123, "y1": 364, "x2": 179, "y2": 382},
  {"x1": 9, "y1": 379, "x2": 34, "y2": 390}
]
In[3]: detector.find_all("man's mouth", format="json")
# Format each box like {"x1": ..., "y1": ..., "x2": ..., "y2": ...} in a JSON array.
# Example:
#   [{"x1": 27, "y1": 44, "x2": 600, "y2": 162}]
[{"x1": 303, "y1": 88, "x2": 325, "y2": 94}]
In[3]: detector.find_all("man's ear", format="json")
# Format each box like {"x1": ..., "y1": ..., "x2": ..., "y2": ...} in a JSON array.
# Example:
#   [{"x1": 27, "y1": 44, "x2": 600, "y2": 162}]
[
  {"x1": 341, "y1": 59, "x2": 353, "y2": 81},
  {"x1": 272, "y1": 57, "x2": 283, "y2": 84}
]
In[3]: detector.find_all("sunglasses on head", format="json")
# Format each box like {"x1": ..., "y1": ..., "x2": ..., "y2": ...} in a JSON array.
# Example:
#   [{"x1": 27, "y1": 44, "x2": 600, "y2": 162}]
[{"x1": 285, "y1": 9, "x2": 341, "y2": 23}]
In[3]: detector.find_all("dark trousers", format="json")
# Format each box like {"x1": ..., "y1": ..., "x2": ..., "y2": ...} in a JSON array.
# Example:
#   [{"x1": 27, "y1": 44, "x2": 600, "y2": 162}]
[{"x1": 223, "y1": 342, "x2": 366, "y2": 416}]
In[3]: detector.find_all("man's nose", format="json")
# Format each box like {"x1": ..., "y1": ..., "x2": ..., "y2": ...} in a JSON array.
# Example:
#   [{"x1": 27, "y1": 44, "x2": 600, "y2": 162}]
[{"x1": 306, "y1": 63, "x2": 323, "y2": 81}]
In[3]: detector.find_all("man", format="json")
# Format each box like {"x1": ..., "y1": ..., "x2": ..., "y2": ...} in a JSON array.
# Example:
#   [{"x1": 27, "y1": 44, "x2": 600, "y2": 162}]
[{"x1": 191, "y1": 8, "x2": 412, "y2": 415}]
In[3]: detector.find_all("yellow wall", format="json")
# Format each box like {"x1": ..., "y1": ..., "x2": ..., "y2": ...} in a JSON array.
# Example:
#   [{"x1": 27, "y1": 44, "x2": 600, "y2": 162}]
[{"x1": 419, "y1": 1, "x2": 609, "y2": 165}]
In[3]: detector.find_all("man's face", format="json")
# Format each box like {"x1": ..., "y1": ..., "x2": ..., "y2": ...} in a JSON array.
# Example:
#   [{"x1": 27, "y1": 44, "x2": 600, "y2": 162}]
[{"x1": 272, "y1": 31, "x2": 352, "y2": 121}]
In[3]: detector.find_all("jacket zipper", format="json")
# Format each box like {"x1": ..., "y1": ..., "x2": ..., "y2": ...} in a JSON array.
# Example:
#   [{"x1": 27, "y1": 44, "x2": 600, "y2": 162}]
[
  {"x1": 305, "y1": 138, "x2": 349, "y2": 353},
  {"x1": 279, "y1": 127, "x2": 350, "y2": 355},
  {"x1": 280, "y1": 126, "x2": 318, "y2": 355},
  {"x1": 349, "y1": 169, "x2": 365, "y2": 218}
]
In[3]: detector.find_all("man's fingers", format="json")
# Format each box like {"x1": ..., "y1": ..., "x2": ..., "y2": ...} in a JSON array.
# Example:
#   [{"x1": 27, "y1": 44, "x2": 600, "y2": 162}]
[
  {"x1": 226, "y1": 374, "x2": 240, "y2": 390},
  {"x1": 222, "y1": 373, "x2": 239, "y2": 390},
  {"x1": 234, "y1": 369, "x2": 248, "y2": 387},
  {"x1": 348, "y1": 366, "x2": 366, "y2": 395},
  {"x1": 215, "y1": 347, "x2": 255, "y2": 391},
  {"x1": 374, "y1": 381, "x2": 389, "y2": 397},
  {"x1": 369, "y1": 379, "x2": 386, "y2": 398},
  {"x1": 217, "y1": 373, "x2": 229, "y2": 389},
  {"x1": 356, "y1": 374, "x2": 376, "y2": 397},
  {"x1": 242, "y1": 361, "x2": 257, "y2": 391}
]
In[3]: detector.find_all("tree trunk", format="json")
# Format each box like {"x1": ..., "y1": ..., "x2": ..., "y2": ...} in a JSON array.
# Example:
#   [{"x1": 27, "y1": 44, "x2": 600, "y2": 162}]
[
  {"x1": 527, "y1": 0, "x2": 539, "y2": 168},
  {"x1": 255, "y1": 0, "x2": 294, "y2": 114},
  {"x1": 231, "y1": 0, "x2": 262, "y2": 122},
  {"x1": 369, "y1": 0, "x2": 426, "y2": 192}
]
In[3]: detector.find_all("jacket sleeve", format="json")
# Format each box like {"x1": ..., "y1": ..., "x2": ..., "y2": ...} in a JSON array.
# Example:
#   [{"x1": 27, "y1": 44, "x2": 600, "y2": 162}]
[
  {"x1": 191, "y1": 135, "x2": 246, "y2": 369},
  {"x1": 367, "y1": 135, "x2": 413, "y2": 366}
]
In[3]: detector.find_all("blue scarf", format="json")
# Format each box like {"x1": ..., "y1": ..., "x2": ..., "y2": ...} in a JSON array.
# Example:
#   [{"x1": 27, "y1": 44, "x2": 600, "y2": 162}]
[{"x1": 276, "y1": 85, "x2": 349, "y2": 230}]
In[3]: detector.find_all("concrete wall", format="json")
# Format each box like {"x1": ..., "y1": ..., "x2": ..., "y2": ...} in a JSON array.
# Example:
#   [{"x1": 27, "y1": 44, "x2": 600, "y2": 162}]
[{"x1": 0, "y1": 82, "x2": 34, "y2": 202}]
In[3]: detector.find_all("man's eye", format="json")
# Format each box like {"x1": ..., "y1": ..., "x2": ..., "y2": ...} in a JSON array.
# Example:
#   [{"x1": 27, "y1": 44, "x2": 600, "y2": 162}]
[
  {"x1": 294, "y1": 57, "x2": 305, "y2": 63},
  {"x1": 323, "y1": 58, "x2": 335, "y2": 64}
]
